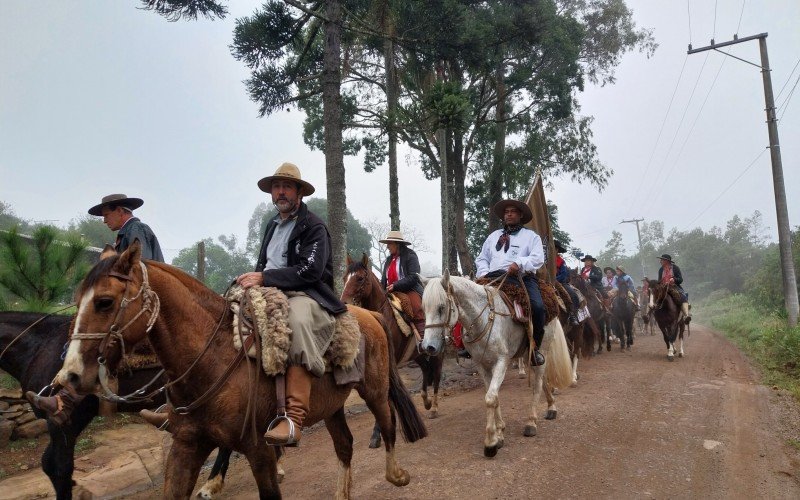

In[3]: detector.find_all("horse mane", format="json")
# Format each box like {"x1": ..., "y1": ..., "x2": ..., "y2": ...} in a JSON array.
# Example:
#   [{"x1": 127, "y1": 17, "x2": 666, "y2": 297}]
[
  {"x1": 76, "y1": 255, "x2": 119, "y2": 298},
  {"x1": 346, "y1": 260, "x2": 369, "y2": 275},
  {"x1": 146, "y1": 261, "x2": 227, "y2": 310}
]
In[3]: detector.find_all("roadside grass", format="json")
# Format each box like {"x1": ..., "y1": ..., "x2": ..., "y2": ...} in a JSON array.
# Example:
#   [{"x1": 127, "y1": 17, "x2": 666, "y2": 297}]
[
  {"x1": 7, "y1": 439, "x2": 38, "y2": 452},
  {"x1": 695, "y1": 293, "x2": 800, "y2": 400}
]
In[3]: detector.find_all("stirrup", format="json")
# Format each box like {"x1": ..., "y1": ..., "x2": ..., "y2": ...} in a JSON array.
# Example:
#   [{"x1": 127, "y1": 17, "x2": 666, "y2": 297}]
[{"x1": 266, "y1": 412, "x2": 299, "y2": 447}]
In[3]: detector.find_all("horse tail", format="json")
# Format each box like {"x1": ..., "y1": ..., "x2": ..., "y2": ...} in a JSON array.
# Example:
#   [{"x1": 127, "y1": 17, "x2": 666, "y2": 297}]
[
  {"x1": 387, "y1": 349, "x2": 428, "y2": 443},
  {"x1": 544, "y1": 319, "x2": 574, "y2": 390}
]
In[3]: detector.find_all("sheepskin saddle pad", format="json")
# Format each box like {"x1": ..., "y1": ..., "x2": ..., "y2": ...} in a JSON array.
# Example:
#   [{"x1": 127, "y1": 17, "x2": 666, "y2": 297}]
[
  {"x1": 474, "y1": 277, "x2": 531, "y2": 324},
  {"x1": 388, "y1": 292, "x2": 415, "y2": 337},
  {"x1": 225, "y1": 285, "x2": 361, "y2": 379},
  {"x1": 120, "y1": 339, "x2": 159, "y2": 371}
]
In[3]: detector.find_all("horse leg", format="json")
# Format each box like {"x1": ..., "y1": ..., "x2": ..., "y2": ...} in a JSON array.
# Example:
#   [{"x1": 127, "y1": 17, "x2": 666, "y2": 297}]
[
  {"x1": 481, "y1": 358, "x2": 508, "y2": 457},
  {"x1": 41, "y1": 424, "x2": 77, "y2": 500},
  {"x1": 667, "y1": 341, "x2": 675, "y2": 361},
  {"x1": 197, "y1": 447, "x2": 233, "y2": 499},
  {"x1": 517, "y1": 357, "x2": 527, "y2": 378},
  {"x1": 428, "y1": 355, "x2": 442, "y2": 419},
  {"x1": 361, "y1": 385, "x2": 411, "y2": 487},
  {"x1": 571, "y1": 352, "x2": 579, "y2": 387},
  {"x1": 368, "y1": 421, "x2": 382, "y2": 449},
  {"x1": 164, "y1": 438, "x2": 214, "y2": 499},
  {"x1": 543, "y1": 377, "x2": 558, "y2": 420},
  {"x1": 679, "y1": 331, "x2": 685, "y2": 357},
  {"x1": 524, "y1": 363, "x2": 546, "y2": 437},
  {"x1": 243, "y1": 443, "x2": 281, "y2": 500},
  {"x1": 325, "y1": 408, "x2": 355, "y2": 499}
]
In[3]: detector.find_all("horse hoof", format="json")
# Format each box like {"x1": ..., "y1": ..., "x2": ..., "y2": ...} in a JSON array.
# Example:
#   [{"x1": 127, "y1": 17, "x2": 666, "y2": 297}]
[
  {"x1": 668, "y1": 355, "x2": 674, "y2": 362},
  {"x1": 368, "y1": 437, "x2": 382, "y2": 449},
  {"x1": 427, "y1": 410, "x2": 438, "y2": 419},
  {"x1": 626, "y1": 346, "x2": 631, "y2": 352},
  {"x1": 523, "y1": 425, "x2": 537, "y2": 437},
  {"x1": 497, "y1": 439, "x2": 504, "y2": 449},
  {"x1": 678, "y1": 352, "x2": 684, "y2": 358},
  {"x1": 570, "y1": 381, "x2": 578, "y2": 388},
  {"x1": 484, "y1": 445, "x2": 499, "y2": 458},
  {"x1": 422, "y1": 399, "x2": 432, "y2": 411},
  {"x1": 544, "y1": 410, "x2": 557, "y2": 420},
  {"x1": 387, "y1": 469, "x2": 411, "y2": 486}
]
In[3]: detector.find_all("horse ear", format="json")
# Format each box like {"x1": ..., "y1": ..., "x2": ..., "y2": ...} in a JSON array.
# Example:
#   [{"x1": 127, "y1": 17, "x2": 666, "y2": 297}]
[
  {"x1": 417, "y1": 273, "x2": 429, "y2": 288},
  {"x1": 361, "y1": 252, "x2": 369, "y2": 268},
  {"x1": 114, "y1": 240, "x2": 142, "y2": 274},
  {"x1": 100, "y1": 244, "x2": 117, "y2": 260},
  {"x1": 346, "y1": 254, "x2": 353, "y2": 266},
  {"x1": 442, "y1": 268, "x2": 450, "y2": 289}
]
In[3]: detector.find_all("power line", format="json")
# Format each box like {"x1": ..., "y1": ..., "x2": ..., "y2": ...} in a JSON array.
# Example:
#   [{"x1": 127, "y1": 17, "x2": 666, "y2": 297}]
[
  {"x1": 687, "y1": 0, "x2": 693, "y2": 45},
  {"x1": 624, "y1": 55, "x2": 689, "y2": 215},
  {"x1": 735, "y1": 0, "x2": 746, "y2": 35},
  {"x1": 638, "y1": 51, "x2": 710, "y2": 210},
  {"x1": 778, "y1": 73, "x2": 800, "y2": 121},
  {"x1": 682, "y1": 148, "x2": 767, "y2": 231},
  {"x1": 713, "y1": 0, "x2": 718, "y2": 39},
  {"x1": 775, "y1": 58, "x2": 800, "y2": 101}
]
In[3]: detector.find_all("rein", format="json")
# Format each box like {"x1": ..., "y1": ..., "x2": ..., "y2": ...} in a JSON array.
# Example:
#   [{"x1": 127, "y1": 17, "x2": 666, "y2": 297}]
[{"x1": 0, "y1": 304, "x2": 75, "y2": 364}]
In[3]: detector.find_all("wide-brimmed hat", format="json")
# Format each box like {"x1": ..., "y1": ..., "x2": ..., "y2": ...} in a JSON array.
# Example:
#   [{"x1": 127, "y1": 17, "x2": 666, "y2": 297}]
[
  {"x1": 88, "y1": 194, "x2": 144, "y2": 216},
  {"x1": 642, "y1": 277, "x2": 650, "y2": 282},
  {"x1": 257, "y1": 162, "x2": 316, "y2": 196},
  {"x1": 492, "y1": 199, "x2": 533, "y2": 224},
  {"x1": 657, "y1": 253, "x2": 674, "y2": 263},
  {"x1": 581, "y1": 255, "x2": 597, "y2": 263},
  {"x1": 379, "y1": 230, "x2": 411, "y2": 245},
  {"x1": 603, "y1": 266, "x2": 614, "y2": 274},
  {"x1": 554, "y1": 240, "x2": 567, "y2": 253},
  {"x1": 616, "y1": 265, "x2": 626, "y2": 273}
]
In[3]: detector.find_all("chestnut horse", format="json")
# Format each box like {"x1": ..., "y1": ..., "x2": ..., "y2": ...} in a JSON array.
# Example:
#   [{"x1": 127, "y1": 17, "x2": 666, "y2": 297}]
[
  {"x1": 569, "y1": 271, "x2": 611, "y2": 353},
  {"x1": 54, "y1": 243, "x2": 426, "y2": 499},
  {"x1": 0, "y1": 311, "x2": 232, "y2": 499},
  {"x1": 646, "y1": 281, "x2": 687, "y2": 360},
  {"x1": 341, "y1": 254, "x2": 444, "y2": 447}
]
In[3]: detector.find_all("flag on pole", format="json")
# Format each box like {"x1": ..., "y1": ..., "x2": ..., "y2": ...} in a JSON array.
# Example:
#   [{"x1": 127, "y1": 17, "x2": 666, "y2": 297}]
[{"x1": 524, "y1": 172, "x2": 556, "y2": 282}]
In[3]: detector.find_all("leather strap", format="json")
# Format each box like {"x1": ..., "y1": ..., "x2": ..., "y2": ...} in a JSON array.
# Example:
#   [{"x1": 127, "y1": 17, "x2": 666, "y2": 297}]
[{"x1": 275, "y1": 373, "x2": 286, "y2": 415}]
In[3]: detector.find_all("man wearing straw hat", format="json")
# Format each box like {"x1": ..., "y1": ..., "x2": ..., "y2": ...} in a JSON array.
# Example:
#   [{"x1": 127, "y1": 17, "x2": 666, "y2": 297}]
[
  {"x1": 379, "y1": 230, "x2": 425, "y2": 335},
  {"x1": 657, "y1": 253, "x2": 691, "y2": 323},
  {"x1": 236, "y1": 162, "x2": 347, "y2": 446},
  {"x1": 475, "y1": 199, "x2": 547, "y2": 366}
]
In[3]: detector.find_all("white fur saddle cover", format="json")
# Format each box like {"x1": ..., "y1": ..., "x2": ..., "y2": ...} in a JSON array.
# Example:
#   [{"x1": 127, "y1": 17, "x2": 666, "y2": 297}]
[{"x1": 226, "y1": 285, "x2": 361, "y2": 377}]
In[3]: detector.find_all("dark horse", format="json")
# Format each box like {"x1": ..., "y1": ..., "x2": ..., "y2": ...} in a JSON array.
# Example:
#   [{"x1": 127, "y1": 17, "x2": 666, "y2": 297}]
[
  {"x1": 341, "y1": 254, "x2": 443, "y2": 448},
  {"x1": 646, "y1": 281, "x2": 686, "y2": 360},
  {"x1": 56, "y1": 243, "x2": 426, "y2": 499},
  {"x1": 569, "y1": 271, "x2": 611, "y2": 353},
  {"x1": 611, "y1": 280, "x2": 635, "y2": 351},
  {"x1": 0, "y1": 311, "x2": 234, "y2": 499}
]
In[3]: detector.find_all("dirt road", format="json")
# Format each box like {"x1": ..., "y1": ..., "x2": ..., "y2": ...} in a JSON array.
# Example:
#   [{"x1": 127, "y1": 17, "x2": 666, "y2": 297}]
[{"x1": 8, "y1": 324, "x2": 800, "y2": 499}]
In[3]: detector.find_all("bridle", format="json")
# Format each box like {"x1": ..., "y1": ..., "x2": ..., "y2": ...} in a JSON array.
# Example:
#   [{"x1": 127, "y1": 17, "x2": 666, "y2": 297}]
[{"x1": 70, "y1": 261, "x2": 163, "y2": 404}]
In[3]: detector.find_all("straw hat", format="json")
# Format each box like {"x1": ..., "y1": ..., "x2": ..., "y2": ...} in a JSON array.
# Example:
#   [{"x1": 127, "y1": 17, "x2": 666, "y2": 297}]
[
  {"x1": 492, "y1": 199, "x2": 533, "y2": 224},
  {"x1": 88, "y1": 194, "x2": 144, "y2": 216},
  {"x1": 616, "y1": 265, "x2": 626, "y2": 273},
  {"x1": 379, "y1": 230, "x2": 411, "y2": 245},
  {"x1": 257, "y1": 162, "x2": 316, "y2": 195}
]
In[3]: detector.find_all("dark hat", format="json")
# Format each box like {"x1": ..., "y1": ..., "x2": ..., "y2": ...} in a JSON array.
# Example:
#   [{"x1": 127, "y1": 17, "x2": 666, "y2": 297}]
[
  {"x1": 88, "y1": 194, "x2": 144, "y2": 216},
  {"x1": 641, "y1": 277, "x2": 649, "y2": 282},
  {"x1": 257, "y1": 162, "x2": 316, "y2": 196},
  {"x1": 554, "y1": 240, "x2": 567, "y2": 253},
  {"x1": 603, "y1": 266, "x2": 614, "y2": 274},
  {"x1": 657, "y1": 253, "x2": 674, "y2": 263},
  {"x1": 581, "y1": 255, "x2": 597, "y2": 263},
  {"x1": 492, "y1": 199, "x2": 533, "y2": 224}
]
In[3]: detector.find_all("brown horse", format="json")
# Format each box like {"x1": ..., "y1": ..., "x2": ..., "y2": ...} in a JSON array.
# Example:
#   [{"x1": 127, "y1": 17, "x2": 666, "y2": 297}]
[
  {"x1": 569, "y1": 270, "x2": 611, "y2": 353},
  {"x1": 341, "y1": 254, "x2": 444, "y2": 447},
  {"x1": 646, "y1": 281, "x2": 686, "y2": 360},
  {"x1": 54, "y1": 243, "x2": 426, "y2": 499}
]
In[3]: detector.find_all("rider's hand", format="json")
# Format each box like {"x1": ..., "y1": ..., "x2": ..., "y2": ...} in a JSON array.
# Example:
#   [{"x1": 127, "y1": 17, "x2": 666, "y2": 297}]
[
  {"x1": 508, "y1": 262, "x2": 520, "y2": 275},
  {"x1": 387, "y1": 284, "x2": 394, "y2": 292},
  {"x1": 237, "y1": 272, "x2": 263, "y2": 289},
  {"x1": 669, "y1": 278, "x2": 675, "y2": 284}
]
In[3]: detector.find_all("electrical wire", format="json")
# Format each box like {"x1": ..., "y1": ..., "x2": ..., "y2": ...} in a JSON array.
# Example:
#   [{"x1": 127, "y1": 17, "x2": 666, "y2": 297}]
[
  {"x1": 687, "y1": 0, "x2": 693, "y2": 46},
  {"x1": 713, "y1": 0, "x2": 718, "y2": 40},
  {"x1": 778, "y1": 73, "x2": 800, "y2": 121},
  {"x1": 735, "y1": 0, "x2": 746, "y2": 35},
  {"x1": 775, "y1": 58, "x2": 800, "y2": 102},
  {"x1": 681, "y1": 148, "x2": 767, "y2": 231}
]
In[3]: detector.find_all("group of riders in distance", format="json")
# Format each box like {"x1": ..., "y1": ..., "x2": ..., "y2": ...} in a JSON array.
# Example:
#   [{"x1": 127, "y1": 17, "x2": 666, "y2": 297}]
[{"x1": 14, "y1": 161, "x2": 694, "y2": 498}]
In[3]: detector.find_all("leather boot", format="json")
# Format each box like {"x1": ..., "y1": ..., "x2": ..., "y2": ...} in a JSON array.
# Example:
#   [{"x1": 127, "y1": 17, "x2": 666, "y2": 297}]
[
  {"x1": 140, "y1": 406, "x2": 170, "y2": 431},
  {"x1": 681, "y1": 302, "x2": 692, "y2": 323},
  {"x1": 26, "y1": 385, "x2": 84, "y2": 427},
  {"x1": 530, "y1": 349, "x2": 545, "y2": 366},
  {"x1": 266, "y1": 365, "x2": 312, "y2": 447}
]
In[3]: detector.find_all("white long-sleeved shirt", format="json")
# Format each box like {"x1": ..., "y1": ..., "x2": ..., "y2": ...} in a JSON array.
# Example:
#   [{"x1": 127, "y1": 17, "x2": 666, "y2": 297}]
[{"x1": 475, "y1": 227, "x2": 545, "y2": 277}]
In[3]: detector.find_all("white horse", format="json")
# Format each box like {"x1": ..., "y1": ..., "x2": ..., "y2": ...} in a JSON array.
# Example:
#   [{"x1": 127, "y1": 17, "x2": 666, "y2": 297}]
[{"x1": 420, "y1": 273, "x2": 573, "y2": 457}]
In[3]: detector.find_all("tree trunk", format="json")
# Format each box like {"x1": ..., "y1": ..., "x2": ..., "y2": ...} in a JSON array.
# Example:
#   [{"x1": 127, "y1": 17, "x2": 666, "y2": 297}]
[
  {"x1": 322, "y1": 0, "x2": 347, "y2": 293},
  {"x1": 487, "y1": 61, "x2": 507, "y2": 234},
  {"x1": 384, "y1": 30, "x2": 400, "y2": 230},
  {"x1": 438, "y1": 127, "x2": 450, "y2": 274},
  {"x1": 453, "y1": 133, "x2": 474, "y2": 276}
]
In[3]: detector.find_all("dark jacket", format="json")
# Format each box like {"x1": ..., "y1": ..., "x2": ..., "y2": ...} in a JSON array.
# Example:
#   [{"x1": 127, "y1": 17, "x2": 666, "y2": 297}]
[
  {"x1": 380, "y1": 246, "x2": 424, "y2": 296},
  {"x1": 255, "y1": 202, "x2": 346, "y2": 315},
  {"x1": 117, "y1": 217, "x2": 164, "y2": 262},
  {"x1": 658, "y1": 263, "x2": 684, "y2": 289},
  {"x1": 555, "y1": 256, "x2": 568, "y2": 285},
  {"x1": 584, "y1": 265, "x2": 603, "y2": 292}
]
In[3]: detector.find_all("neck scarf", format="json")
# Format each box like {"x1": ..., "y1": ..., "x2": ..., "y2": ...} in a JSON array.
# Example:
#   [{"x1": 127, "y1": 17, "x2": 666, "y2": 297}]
[
  {"x1": 495, "y1": 224, "x2": 523, "y2": 253},
  {"x1": 387, "y1": 255, "x2": 400, "y2": 286}
]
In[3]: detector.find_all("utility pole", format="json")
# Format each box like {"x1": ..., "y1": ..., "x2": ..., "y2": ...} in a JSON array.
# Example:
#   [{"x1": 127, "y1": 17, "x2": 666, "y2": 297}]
[
  {"x1": 621, "y1": 218, "x2": 646, "y2": 279},
  {"x1": 689, "y1": 33, "x2": 799, "y2": 327}
]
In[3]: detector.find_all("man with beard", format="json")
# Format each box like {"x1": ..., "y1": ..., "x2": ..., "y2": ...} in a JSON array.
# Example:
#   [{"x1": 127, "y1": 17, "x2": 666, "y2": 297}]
[
  {"x1": 236, "y1": 162, "x2": 347, "y2": 446},
  {"x1": 475, "y1": 199, "x2": 547, "y2": 365}
]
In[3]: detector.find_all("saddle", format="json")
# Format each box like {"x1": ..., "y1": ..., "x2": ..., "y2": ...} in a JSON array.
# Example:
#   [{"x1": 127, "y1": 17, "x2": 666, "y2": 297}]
[
  {"x1": 388, "y1": 292, "x2": 416, "y2": 337},
  {"x1": 226, "y1": 285, "x2": 363, "y2": 385},
  {"x1": 474, "y1": 277, "x2": 530, "y2": 324}
]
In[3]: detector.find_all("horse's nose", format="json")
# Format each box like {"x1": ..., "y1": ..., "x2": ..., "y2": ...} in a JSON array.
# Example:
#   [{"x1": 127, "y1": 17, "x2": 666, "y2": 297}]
[
  {"x1": 66, "y1": 371, "x2": 81, "y2": 390},
  {"x1": 425, "y1": 344, "x2": 438, "y2": 356}
]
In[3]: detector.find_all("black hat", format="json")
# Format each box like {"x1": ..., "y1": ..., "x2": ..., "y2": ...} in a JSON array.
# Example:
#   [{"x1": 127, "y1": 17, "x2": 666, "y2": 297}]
[
  {"x1": 658, "y1": 254, "x2": 674, "y2": 263},
  {"x1": 603, "y1": 266, "x2": 614, "y2": 274},
  {"x1": 581, "y1": 255, "x2": 597, "y2": 263},
  {"x1": 492, "y1": 199, "x2": 533, "y2": 224},
  {"x1": 88, "y1": 194, "x2": 144, "y2": 216},
  {"x1": 554, "y1": 240, "x2": 567, "y2": 253}
]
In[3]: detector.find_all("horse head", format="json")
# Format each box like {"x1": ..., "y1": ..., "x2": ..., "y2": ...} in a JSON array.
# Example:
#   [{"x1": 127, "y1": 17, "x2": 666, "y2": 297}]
[
  {"x1": 341, "y1": 253, "x2": 381, "y2": 308},
  {"x1": 420, "y1": 276, "x2": 458, "y2": 356},
  {"x1": 57, "y1": 241, "x2": 159, "y2": 394}
]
